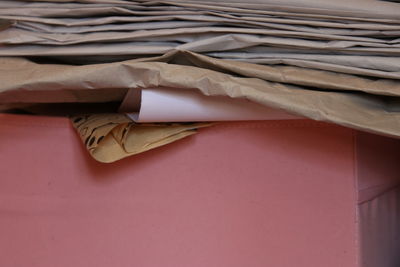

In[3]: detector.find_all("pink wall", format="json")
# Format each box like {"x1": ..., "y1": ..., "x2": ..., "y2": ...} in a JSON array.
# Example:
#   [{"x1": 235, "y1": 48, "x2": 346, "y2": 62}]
[{"x1": 0, "y1": 114, "x2": 386, "y2": 267}]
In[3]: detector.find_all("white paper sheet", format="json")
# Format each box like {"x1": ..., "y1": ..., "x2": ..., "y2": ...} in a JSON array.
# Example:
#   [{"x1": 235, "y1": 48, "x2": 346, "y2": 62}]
[{"x1": 125, "y1": 87, "x2": 300, "y2": 122}]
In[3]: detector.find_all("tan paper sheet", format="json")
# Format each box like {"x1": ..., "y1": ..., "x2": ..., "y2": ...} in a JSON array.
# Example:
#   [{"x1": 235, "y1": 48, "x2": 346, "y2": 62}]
[
  {"x1": 1, "y1": 35, "x2": 400, "y2": 57},
  {"x1": 16, "y1": 20, "x2": 218, "y2": 34},
  {"x1": 71, "y1": 113, "x2": 211, "y2": 163},
  {"x1": 207, "y1": 52, "x2": 400, "y2": 72},
  {"x1": 213, "y1": 57, "x2": 400, "y2": 80},
  {"x1": 6, "y1": 0, "x2": 400, "y2": 21},
  {"x1": 168, "y1": 0, "x2": 400, "y2": 20},
  {"x1": 14, "y1": 19, "x2": 393, "y2": 38},
  {"x1": 2, "y1": 7, "x2": 400, "y2": 30},
  {"x1": 1, "y1": 51, "x2": 399, "y2": 138},
  {"x1": 1, "y1": 27, "x2": 390, "y2": 45}
]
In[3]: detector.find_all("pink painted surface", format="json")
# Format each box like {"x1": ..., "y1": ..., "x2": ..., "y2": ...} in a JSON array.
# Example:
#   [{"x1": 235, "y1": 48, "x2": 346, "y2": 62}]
[
  {"x1": 0, "y1": 114, "x2": 359, "y2": 267},
  {"x1": 359, "y1": 186, "x2": 400, "y2": 267},
  {"x1": 356, "y1": 132, "x2": 400, "y2": 204}
]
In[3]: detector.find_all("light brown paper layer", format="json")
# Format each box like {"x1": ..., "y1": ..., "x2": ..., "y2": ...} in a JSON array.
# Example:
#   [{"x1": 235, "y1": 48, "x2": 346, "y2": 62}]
[
  {"x1": 5, "y1": 0, "x2": 399, "y2": 22},
  {"x1": 1, "y1": 50, "x2": 399, "y2": 138},
  {"x1": 2, "y1": 27, "x2": 390, "y2": 45},
  {"x1": 71, "y1": 113, "x2": 211, "y2": 163}
]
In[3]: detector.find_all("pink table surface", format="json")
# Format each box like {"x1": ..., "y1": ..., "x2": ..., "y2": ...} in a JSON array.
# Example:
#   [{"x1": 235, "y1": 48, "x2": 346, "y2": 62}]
[{"x1": 0, "y1": 114, "x2": 399, "y2": 267}]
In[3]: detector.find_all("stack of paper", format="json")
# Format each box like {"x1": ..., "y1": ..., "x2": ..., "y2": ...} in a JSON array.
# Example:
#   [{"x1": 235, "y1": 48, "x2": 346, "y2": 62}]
[
  {"x1": 1, "y1": 0, "x2": 400, "y2": 67},
  {"x1": 0, "y1": 0, "x2": 400, "y2": 161}
]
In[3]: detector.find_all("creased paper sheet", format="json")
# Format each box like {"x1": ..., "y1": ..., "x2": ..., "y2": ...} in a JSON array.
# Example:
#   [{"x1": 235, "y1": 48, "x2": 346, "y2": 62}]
[
  {"x1": 206, "y1": 53, "x2": 400, "y2": 79},
  {"x1": 16, "y1": 21, "x2": 219, "y2": 34},
  {"x1": 14, "y1": 20, "x2": 397, "y2": 37},
  {"x1": 0, "y1": 19, "x2": 13, "y2": 31},
  {"x1": 0, "y1": 2, "x2": 397, "y2": 19},
  {"x1": 0, "y1": 1, "x2": 397, "y2": 24},
  {"x1": 167, "y1": 0, "x2": 400, "y2": 20},
  {"x1": 4, "y1": 11, "x2": 400, "y2": 32},
  {"x1": 122, "y1": 87, "x2": 300, "y2": 122},
  {"x1": 3, "y1": 0, "x2": 400, "y2": 21},
  {"x1": 1, "y1": 32, "x2": 399, "y2": 57},
  {"x1": 1, "y1": 50, "x2": 399, "y2": 101},
  {"x1": 207, "y1": 52, "x2": 400, "y2": 73},
  {"x1": 71, "y1": 113, "x2": 211, "y2": 163},
  {"x1": 4, "y1": 13, "x2": 400, "y2": 36},
  {"x1": 1, "y1": 50, "x2": 400, "y2": 138},
  {"x1": 4, "y1": 27, "x2": 393, "y2": 45}
]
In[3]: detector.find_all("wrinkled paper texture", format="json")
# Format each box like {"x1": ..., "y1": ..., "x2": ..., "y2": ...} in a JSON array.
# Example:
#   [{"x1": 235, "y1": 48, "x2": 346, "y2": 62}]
[
  {"x1": 71, "y1": 113, "x2": 211, "y2": 163},
  {"x1": 1, "y1": 50, "x2": 399, "y2": 138},
  {"x1": 1, "y1": 0, "x2": 400, "y2": 162}
]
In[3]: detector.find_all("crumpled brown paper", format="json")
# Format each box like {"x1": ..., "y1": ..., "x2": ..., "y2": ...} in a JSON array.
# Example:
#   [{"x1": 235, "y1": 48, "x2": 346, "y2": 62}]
[
  {"x1": 2, "y1": 0, "x2": 400, "y2": 59},
  {"x1": 1, "y1": 50, "x2": 400, "y2": 138},
  {"x1": 1, "y1": 0, "x2": 399, "y2": 164},
  {"x1": 207, "y1": 52, "x2": 400, "y2": 80},
  {"x1": 70, "y1": 113, "x2": 211, "y2": 163},
  {"x1": 2, "y1": 27, "x2": 395, "y2": 46},
  {"x1": 0, "y1": 19, "x2": 12, "y2": 31}
]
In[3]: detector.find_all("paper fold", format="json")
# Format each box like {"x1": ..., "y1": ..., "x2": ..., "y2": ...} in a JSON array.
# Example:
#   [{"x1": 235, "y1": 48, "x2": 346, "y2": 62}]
[
  {"x1": 1, "y1": 50, "x2": 399, "y2": 138},
  {"x1": 71, "y1": 113, "x2": 211, "y2": 163}
]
